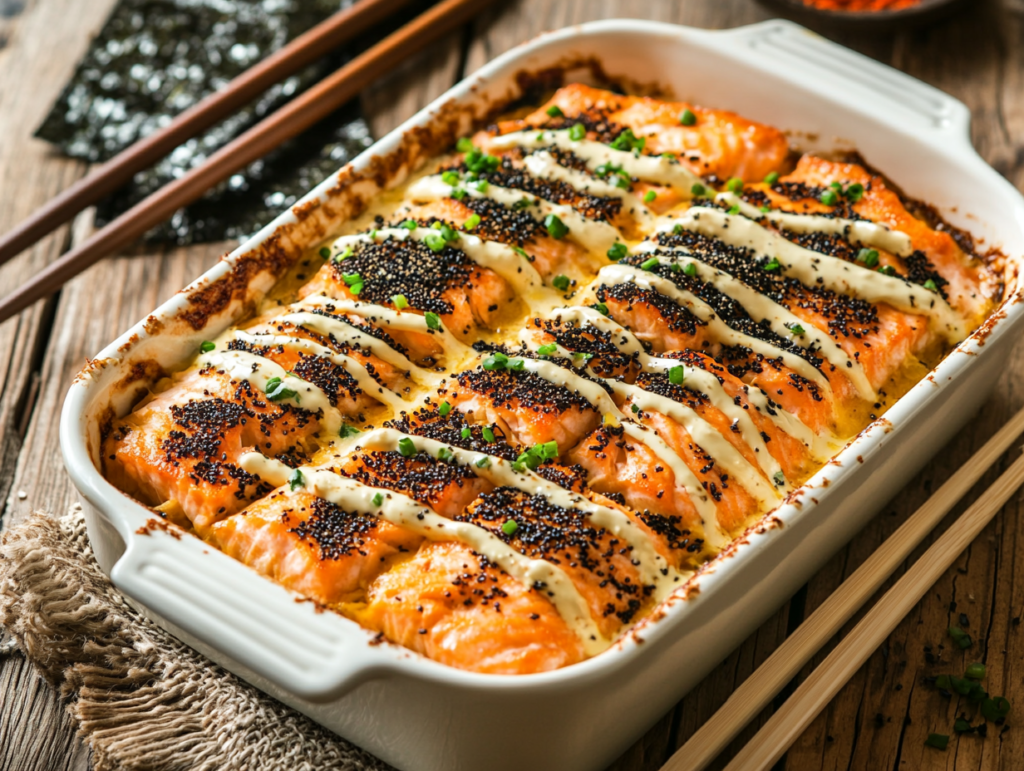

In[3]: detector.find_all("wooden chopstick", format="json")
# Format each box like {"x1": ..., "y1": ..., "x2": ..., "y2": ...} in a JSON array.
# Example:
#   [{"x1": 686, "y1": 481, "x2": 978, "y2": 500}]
[
  {"x1": 0, "y1": 0, "x2": 415, "y2": 270},
  {"x1": 662, "y1": 408, "x2": 1024, "y2": 771},
  {"x1": 0, "y1": 0, "x2": 491, "y2": 324}
]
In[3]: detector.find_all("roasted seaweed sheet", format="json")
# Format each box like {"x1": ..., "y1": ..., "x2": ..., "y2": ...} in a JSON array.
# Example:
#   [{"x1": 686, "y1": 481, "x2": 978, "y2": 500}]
[{"x1": 36, "y1": 0, "x2": 375, "y2": 245}]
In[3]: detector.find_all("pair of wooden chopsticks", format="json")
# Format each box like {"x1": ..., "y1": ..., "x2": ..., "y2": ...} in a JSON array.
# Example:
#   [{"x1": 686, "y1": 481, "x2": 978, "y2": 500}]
[
  {"x1": 662, "y1": 406, "x2": 1024, "y2": 771},
  {"x1": 0, "y1": 0, "x2": 492, "y2": 324}
]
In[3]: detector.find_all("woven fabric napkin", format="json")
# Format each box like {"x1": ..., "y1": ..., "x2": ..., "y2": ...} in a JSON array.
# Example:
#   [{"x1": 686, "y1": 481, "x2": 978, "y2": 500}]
[{"x1": 0, "y1": 507, "x2": 391, "y2": 771}]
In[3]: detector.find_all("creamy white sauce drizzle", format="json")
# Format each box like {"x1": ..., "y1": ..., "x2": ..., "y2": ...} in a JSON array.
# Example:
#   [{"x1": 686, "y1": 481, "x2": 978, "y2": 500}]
[
  {"x1": 631, "y1": 249, "x2": 876, "y2": 401},
  {"x1": 238, "y1": 452, "x2": 612, "y2": 655},
  {"x1": 489, "y1": 129, "x2": 704, "y2": 192},
  {"x1": 406, "y1": 174, "x2": 621, "y2": 257},
  {"x1": 230, "y1": 330, "x2": 407, "y2": 411},
  {"x1": 199, "y1": 349, "x2": 342, "y2": 435},
  {"x1": 663, "y1": 207, "x2": 965, "y2": 341},
  {"x1": 596, "y1": 263, "x2": 836, "y2": 399},
  {"x1": 714, "y1": 192, "x2": 913, "y2": 256}
]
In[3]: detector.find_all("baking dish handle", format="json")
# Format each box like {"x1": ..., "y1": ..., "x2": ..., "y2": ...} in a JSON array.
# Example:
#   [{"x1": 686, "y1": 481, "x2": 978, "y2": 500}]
[
  {"x1": 718, "y1": 20, "x2": 972, "y2": 142},
  {"x1": 110, "y1": 526, "x2": 386, "y2": 703}
]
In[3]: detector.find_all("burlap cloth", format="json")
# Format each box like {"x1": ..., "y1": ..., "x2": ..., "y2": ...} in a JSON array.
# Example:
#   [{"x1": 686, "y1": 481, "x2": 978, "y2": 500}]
[{"x1": 0, "y1": 507, "x2": 391, "y2": 771}]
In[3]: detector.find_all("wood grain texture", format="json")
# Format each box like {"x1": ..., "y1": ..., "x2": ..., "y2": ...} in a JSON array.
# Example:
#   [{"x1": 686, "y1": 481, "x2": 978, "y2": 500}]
[{"x1": 2, "y1": 1, "x2": 1024, "y2": 770}]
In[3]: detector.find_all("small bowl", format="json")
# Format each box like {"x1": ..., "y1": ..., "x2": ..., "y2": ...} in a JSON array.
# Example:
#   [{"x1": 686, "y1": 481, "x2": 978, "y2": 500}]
[{"x1": 755, "y1": 0, "x2": 970, "y2": 33}]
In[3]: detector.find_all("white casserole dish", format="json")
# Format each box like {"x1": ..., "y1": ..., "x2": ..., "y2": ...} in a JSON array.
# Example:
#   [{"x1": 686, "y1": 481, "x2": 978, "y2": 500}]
[{"x1": 60, "y1": 19, "x2": 1024, "y2": 771}]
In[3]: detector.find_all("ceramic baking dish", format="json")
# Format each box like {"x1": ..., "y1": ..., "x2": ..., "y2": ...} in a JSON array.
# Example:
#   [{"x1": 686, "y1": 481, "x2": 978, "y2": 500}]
[{"x1": 60, "y1": 18, "x2": 1024, "y2": 771}]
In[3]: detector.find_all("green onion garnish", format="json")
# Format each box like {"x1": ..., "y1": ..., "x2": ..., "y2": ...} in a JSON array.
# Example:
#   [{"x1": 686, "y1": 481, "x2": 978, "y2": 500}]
[
  {"x1": 691, "y1": 183, "x2": 706, "y2": 196},
  {"x1": 640, "y1": 257, "x2": 660, "y2": 271},
  {"x1": 437, "y1": 447, "x2": 454, "y2": 462},
  {"x1": 199, "y1": 341, "x2": 216, "y2": 353},
  {"x1": 568, "y1": 123, "x2": 586, "y2": 141},
  {"x1": 334, "y1": 246, "x2": 353, "y2": 263},
  {"x1": 319, "y1": 246, "x2": 331, "y2": 259},
  {"x1": 537, "y1": 344, "x2": 558, "y2": 356},
  {"x1": 483, "y1": 351, "x2": 509, "y2": 371},
  {"x1": 610, "y1": 128, "x2": 645, "y2": 152},
  {"x1": 546, "y1": 105, "x2": 564, "y2": 118},
  {"x1": 877, "y1": 265, "x2": 897, "y2": 277},
  {"x1": 263, "y1": 376, "x2": 298, "y2": 403},
  {"x1": 924, "y1": 279, "x2": 938, "y2": 291},
  {"x1": 966, "y1": 662, "x2": 987, "y2": 680},
  {"x1": 925, "y1": 734, "x2": 949, "y2": 750},
  {"x1": 668, "y1": 365, "x2": 685, "y2": 385},
  {"x1": 856, "y1": 248, "x2": 880, "y2": 268},
  {"x1": 475, "y1": 456, "x2": 491, "y2": 468},
  {"x1": 790, "y1": 323, "x2": 806, "y2": 336},
  {"x1": 441, "y1": 170, "x2": 460, "y2": 186},
  {"x1": 679, "y1": 108, "x2": 696, "y2": 126},
  {"x1": 372, "y1": 492, "x2": 384, "y2": 506},
  {"x1": 981, "y1": 696, "x2": 1011, "y2": 722},
  {"x1": 482, "y1": 426, "x2": 496, "y2": 443},
  {"x1": 773, "y1": 471, "x2": 786, "y2": 486},
  {"x1": 593, "y1": 302, "x2": 609, "y2": 316},
  {"x1": 401, "y1": 219, "x2": 417, "y2": 230},
  {"x1": 456, "y1": 137, "x2": 474, "y2": 153},
  {"x1": 949, "y1": 626, "x2": 973, "y2": 649},
  {"x1": 820, "y1": 189, "x2": 839, "y2": 206},
  {"x1": 728, "y1": 205, "x2": 740, "y2": 215},
  {"x1": 398, "y1": 438, "x2": 416, "y2": 457},
  {"x1": 424, "y1": 312, "x2": 441, "y2": 331},
  {"x1": 392, "y1": 294, "x2": 409, "y2": 310},
  {"x1": 460, "y1": 427, "x2": 471, "y2": 440},
  {"x1": 423, "y1": 233, "x2": 446, "y2": 253},
  {"x1": 643, "y1": 190, "x2": 657, "y2": 203},
  {"x1": 544, "y1": 214, "x2": 568, "y2": 239},
  {"x1": 764, "y1": 171, "x2": 780, "y2": 185},
  {"x1": 552, "y1": 274, "x2": 570, "y2": 291},
  {"x1": 684, "y1": 263, "x2": 697, "y2": 277},
  {"x1": 340, "y1": 424, "x2": 361, "y2": 438},
  {"x1": 438, "y1": 401, "x2": 451, "y2": 417},
  {"x1": 509, "y1": 358, "x2": 525, "y2": 372},
  {"x1": 607, "y1": 242, "x2": 628, "y2": 261},
  {"x1": 670, "y1": 263, "x2": 681, "y2": 273},
  {"x1": 726, "y1": 177, "x2": 743, "y2": 194},
  {"x1": 845, "y1": 182, "x2": 865, "y2": 202},
  {"x1": 289, "y1": 469, "x2": 304, "y2": 491},
  {"x1": 502, "y1": 519, "x2": 519, "y2": 536},
  {"x1": 763, "y1": 257, "x2": 781, "y2": 272},
  {"x1": 464, "y1": 213, "x2": 481, "y2": 231}
]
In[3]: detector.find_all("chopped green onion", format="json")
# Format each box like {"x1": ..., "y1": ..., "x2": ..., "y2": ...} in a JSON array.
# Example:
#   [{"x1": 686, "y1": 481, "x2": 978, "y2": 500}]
[
  {"x1": 423, "y1": 233, "x2": 446, "y2": 253},
  {"x1": 464, "y1": 213, "x2": 481, "y2": 231},
  {"x1": 640, "y1": 257, "x2": 660, "y2": 271},
  {"x1": 726, "y1": 177, "x2": 743, "y2": 194},
  {"x1": 949, "y1": 626, "x2": 973, "y2": 649},
  {"x1": 439, "y1": 224, "x2": 459, "y2": 242},
  {"x1": 401, "y1": 219, "x2": 417, "y2": 230},
  {"x1": 610, "y1": 128, "x2": 645, "y2": 152},
  {"x1": 607, "y1": 242, "x2": 628, "y2": 261},
  {"x1": 392, "y1": 294, "x2": 409, "y2": 310},
  {"x1": 760, "y1": 205, "x2": 771, "y2": 213},
  {"x1": 966, "y1": 662, "x2": 987, "y2": 680},
  {"x1": 981, "y1": 696, "x2": 1011, "y2": 722},
  {"x1": 319, "y1": 246, "x2": 331, "y2": 259},
  {"x1": 482, "y1": 426, "x2": 496, "y2": 443},
  {"x1": 512, "y1": 198, "x2": 531, "y2": 211},
  {"x1": 668, "y1": 366, "x2": 685, "y2": 385},
  {"x1": 372, "y1": 492, "x2": 384, "y2": 506},
  {"x1": 593, "y1": 302, "x2": 609, "y2": 316},
  {"x1": 568, "y1": 123, "x2": 586, "y2": 141},
  {"x1": 398, "y1": 438, "x2": 417, "y2": 458},
  {"x1": 441, "y1": 170, "x2": 461, "y2": 186},
  {"x1": 679, "y1": 108, "x2": 697, "y2": 126},
  {"x1": 544, "y1": 214, "x2": 568, "y2": 239},
  {"x1": 728, "y1": 205, "x2": 741, "y2": 215},
  {"x1": 537, "y1": 344, "x2": 558, "y2": 356},
  {"x1": 764, "y1": 171, "x2": 780, "y2": 185},
  {"x1": 199, "y1": 340, "x2": 216, "y2": 353},
  {"x1": 856, "y1": 248, "x2": 880, "y2": 268},
  {"x1": 877, "y1": 265, "x2": 897, "y2": 277},
  {"x1": 820, "y1": 189, "x2": 839, "y2": 206},
  {"x1": 673, "y1": 224, "x2": 684, "y2": 235},
  {"x1": 502, "y1": 519, "x2": 519, "y2": 536},
  {"x1": 691, "y1": 183, "x2": 706, "y2": 196},
  {"x1": 450, "y1": 188, "x2": 467, "y2": 200},
  {"x1": 631, "y1": 403, "x2": 640, "y2": 414},
  {"x1": 264, "y1": 377, "x2": 298, "y2": 403},
  {"x1": 511, "y1": 441, "x2": 559, "y2": 473},
  {"x1": 464, "y1": 149, "x2": 499, "y2": 174},
  {"x1": 830, "y1": 181, "x2": 842, "y2": 190},
  {"x1": 289, "y1": 469, "x2": 305, "y2": 491},
  {"x1": 845, "y1": 182, "x2": 865, "y2": 202},
  {"x1": 670, "y1": 263, "x2": 681, "y2": 273},
  {"x1": 339, "y1": 424, "x2": 361, "y2": 438},
  {"x1": 456, "y1": 137, "x2": 474, "y2": 153},
  {"x1": 438, "y1": 401, "x2": 451, "y2": 417},
  {"x1": 643, "y1": 190, "x2": 657, "y2": 203},
  {"x1": 508, "y1": 358, "x2": 525, "y2": 372},
  {"x1": 475, "y1": 456, "x2": 491, "y2": 468},
  {"x1": 437, "y1": 447, "x2": 454, "y2": 462},
  {"x1": 425, "y1": 312, "x2": 441, "y2": 331},
  {"x1": 924, "y1": 734, "x2": 949, "y2": 750},
  {"x1": 334, "y1": 246, "x2": 353, "y2": 263},
  {"x1": 552, "y1": 274, "x2": 571, "y2": 291},
  {"x1": 546, "y1": 105, "x2": 564, "y2": 117},
  {"x1": 460, "y1": 427, "x2": 471, "y2": 440},
  {"x1": 954, "y1": 719, "x2": 974, "y2": 733},
  {"x1": 790, "y1": 324, "x2": 806, "y2": 336},
  {"x1": 368, "y1": 229, "x2": 378, "y2": 240},
  {"x1": 773, "y1": 471, "x2": 785, "y2": 486},
  {"x1": 483, "y1": 351, "x2": 509, "y2": 371},
  {"x1": 763, "y1": 257, "x2": 781, "y2": 272},
  {"x1": 684, "y1": 262, "x2": 697, "y2": 277},
  {"x1": 924, "y1": 279, "x2": 938, "y2": 291}
]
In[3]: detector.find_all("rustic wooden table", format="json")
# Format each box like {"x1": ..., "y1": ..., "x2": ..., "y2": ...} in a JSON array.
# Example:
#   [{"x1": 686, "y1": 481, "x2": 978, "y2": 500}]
[{"x1": 1, "y1": 0, "x2": 1023, "y2": 769}]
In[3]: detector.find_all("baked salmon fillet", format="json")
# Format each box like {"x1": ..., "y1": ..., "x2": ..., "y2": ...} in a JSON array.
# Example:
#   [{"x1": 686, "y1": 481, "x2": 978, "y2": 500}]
[{"x1": 104, "y1": 84, "x2": 1002, "y2": 674}]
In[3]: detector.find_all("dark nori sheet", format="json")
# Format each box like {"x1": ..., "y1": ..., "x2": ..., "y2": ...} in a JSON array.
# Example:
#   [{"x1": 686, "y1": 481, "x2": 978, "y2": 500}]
[{"x1": 36, "y1": 0, "x2": 376, "y2": 246}]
